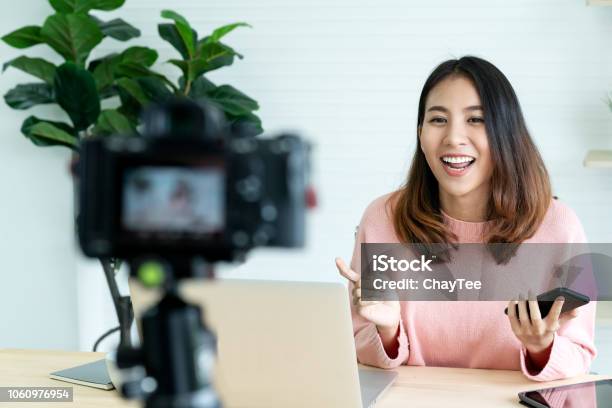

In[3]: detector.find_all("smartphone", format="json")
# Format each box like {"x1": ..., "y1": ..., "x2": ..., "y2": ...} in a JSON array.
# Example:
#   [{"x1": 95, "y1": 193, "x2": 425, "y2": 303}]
[{"x1": 504, "y1": 287, "x2": 590, "y2": 319}]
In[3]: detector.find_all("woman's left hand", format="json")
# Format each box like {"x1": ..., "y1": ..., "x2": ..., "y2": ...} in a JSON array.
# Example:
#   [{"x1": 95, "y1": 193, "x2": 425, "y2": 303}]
[{"x1": 507, "y1": 295, "x2": 579, "y2": 355}]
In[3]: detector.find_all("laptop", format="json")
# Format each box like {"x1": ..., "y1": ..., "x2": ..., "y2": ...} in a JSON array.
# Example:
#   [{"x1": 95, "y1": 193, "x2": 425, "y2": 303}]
[{"x1": 129, "y1": 278, "x2": 397, "y2": 407}]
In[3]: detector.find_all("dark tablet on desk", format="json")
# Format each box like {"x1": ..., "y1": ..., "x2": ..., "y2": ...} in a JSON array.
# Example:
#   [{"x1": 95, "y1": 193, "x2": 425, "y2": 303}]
[
  {"x1": 49, "y1": 359, "x2": 114, "y2": 390},
  {"x1": 518, "y1": 379, "x2": 612, "y2": 408}
]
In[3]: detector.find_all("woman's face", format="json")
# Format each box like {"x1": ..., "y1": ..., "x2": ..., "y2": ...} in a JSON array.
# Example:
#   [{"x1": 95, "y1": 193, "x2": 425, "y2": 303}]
[{"x1": 419, "y1": 75, "x2": 493, "y2": 200}]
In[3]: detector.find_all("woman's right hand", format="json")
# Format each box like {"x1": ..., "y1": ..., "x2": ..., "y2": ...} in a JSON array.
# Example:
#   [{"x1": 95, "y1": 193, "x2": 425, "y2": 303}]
[{"x1": 335, "y1": 257, "x2": 401, "y2": 336}]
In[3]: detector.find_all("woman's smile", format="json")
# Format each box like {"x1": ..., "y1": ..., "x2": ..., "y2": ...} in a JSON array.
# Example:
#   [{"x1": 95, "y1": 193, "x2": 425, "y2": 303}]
[{"x1": 439, "y1": 154, "x2": 476, "y2": 177}]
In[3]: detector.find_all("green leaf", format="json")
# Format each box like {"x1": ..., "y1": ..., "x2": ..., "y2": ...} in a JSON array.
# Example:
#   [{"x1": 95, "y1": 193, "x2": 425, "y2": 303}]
[
  {"x1": 93, "y1": 109, "x2": 134, "y2": 135},
  {"x1": 207, "y1": 85, "x2": 258, "y2": 116},
  {"x1": 195, "y1": 42, "x2": 242, "y2": 74},
  {"x1": 137, "y1": 77, "x2": 173, "y2": 103},
  {"x1": 30, "y1": 122, "x2": 79, "y2": 148},
  {"x1": 88, "y1": 0, "x2": 126, "y2": 11},
  {"x1": 207, "y1": 22, "x2": 251, "y2": 43},
  {"x1": 116, "y1": 77, "x2": 148, "y2": 105},
  {"x1": 21, "y1": 116, "x2": 76, "y2": 145},
  {"x1": 117, "y1": 89, "x2": 141, "y2": 122},
  {"x1": 167, "y1": 59, "x2": 189, "y2": 79},
  {"x1": 3, "y1": 56, "x2": 56, "y2": 84},
  {"x1": 2, "y1": 26, "x2": 43, "y2": 49},
  {"x1": 4, "y1": 83, "x2": 54, "y2": 109},
  {"x1": 91, "y1": 16, "x2": 140, "y2": 41},
  {"x1": 228, "y1": 111, "x2": 263, "y2": 136},
  {"x1": 92, "y1": 55, "x2": 120, "y2": 91},
  {"x1": 160, "y1": 10, "x2": 196, "y2": 58},
  {"x1": 90, "y1": 47, "x2": 158, "y2": 93},
  {"x1": 184, "y1": 75, "x2": 216, "y2": 97},
  {"x1": 168, "y1": 44, "x2": 238, "y2": 81},
  {"x1": 49, "y1": 0, "x2": 125, "y2": 13},
  {"x1": 21, "y1": 116, "x2": 78, "y2": 149},
  {"x1": 41, "y1": 13, "x2": 103, "y2": 64},
  {"x1": 115, "y1": 62, "x2": 178, "y2": 93},
  {"x1": 158, "y1": 24, "x2": 187, "y2": 59},
  {"x1": 54, "y1": 62, "x2": 101, "y2": 130},
  {"x1": 88, "y1": 52, "x2": 118, "y2": 71},
  {"x1": 99, "y1": 85, "x2": 118, "y2": 99},
  {"x1": 168, "y1": 58, "x2": 211, "y2": 82},
  {"x1": 120, "y1": 46, "x2": 157, "y2": 67}
]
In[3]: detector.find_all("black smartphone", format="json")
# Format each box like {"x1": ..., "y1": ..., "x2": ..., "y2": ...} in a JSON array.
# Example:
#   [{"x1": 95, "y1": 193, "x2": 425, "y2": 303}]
[{"x1": 504, "y1": 287, "x2": 590, "y2": 319}]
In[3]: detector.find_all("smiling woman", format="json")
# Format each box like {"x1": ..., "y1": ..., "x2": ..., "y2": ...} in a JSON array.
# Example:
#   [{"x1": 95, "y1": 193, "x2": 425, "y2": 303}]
[
  {"x1": 335, "y1": 56, "x2": 597, "y2": 383},
  {"x1": 395, "y1": 57, "x2": 551, "y2": 244}
]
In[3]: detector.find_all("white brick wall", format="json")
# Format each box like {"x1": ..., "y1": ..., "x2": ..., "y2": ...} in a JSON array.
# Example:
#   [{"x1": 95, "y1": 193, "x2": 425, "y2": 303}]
[{"x1": 2, "y1": 0, "x2": 612, "y2": 350}]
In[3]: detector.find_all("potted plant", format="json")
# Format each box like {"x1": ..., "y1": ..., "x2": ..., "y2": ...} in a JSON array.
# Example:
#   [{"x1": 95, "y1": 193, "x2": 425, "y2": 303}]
[{"x1": 2, "y1": 0, "x2": 262, "y2": 352}]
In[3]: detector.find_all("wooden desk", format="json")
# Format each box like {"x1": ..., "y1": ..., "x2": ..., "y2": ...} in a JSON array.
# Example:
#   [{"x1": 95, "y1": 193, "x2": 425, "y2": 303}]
[{"x1": 1, "y1": 349, "x2": 610, "y2": 407}]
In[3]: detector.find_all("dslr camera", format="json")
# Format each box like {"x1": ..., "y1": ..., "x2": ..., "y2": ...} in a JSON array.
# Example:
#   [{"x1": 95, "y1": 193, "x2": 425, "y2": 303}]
[{"x1": 78, "y1": 99, "x2": 311, "y2": 267}]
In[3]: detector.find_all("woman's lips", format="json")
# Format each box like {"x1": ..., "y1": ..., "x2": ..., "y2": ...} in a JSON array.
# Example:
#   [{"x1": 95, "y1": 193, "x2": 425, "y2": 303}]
[{"x1": 440, "y1": 158, "x2": 476, "y2": 177}]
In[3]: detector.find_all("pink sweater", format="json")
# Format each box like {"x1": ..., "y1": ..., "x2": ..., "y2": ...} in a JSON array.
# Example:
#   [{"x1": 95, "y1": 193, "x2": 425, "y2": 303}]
[{"x1": 349, "y1": 194, "x2": 597, "y2": 381}]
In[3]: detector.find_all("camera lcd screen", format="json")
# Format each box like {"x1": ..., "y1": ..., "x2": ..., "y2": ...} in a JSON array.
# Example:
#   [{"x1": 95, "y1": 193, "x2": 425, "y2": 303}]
[{"x1": 122, "y1": 166, "x2": 224, "y2": 236}]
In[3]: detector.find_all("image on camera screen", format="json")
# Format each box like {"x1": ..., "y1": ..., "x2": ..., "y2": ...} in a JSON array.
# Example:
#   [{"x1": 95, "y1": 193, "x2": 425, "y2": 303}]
[{"x1": 122, "y1": 167, "x2": 225, "y2": 235}]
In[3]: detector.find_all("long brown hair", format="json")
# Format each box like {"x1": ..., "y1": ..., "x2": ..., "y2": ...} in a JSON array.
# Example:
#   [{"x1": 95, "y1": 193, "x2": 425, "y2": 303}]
[{"x1": 391, "y1": 56, "x2": 551, "y2": 262}]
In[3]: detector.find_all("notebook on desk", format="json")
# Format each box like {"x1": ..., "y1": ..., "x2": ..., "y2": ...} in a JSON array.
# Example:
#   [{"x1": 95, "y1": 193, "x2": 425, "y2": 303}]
[{"x1": 49, "y1": 359, "x2": 114, "y2": 390}]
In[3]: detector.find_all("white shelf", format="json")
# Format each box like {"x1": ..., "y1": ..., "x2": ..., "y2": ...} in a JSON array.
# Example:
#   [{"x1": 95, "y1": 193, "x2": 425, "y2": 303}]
[
  {"x1": 587, "y1": 0, "x2": 612, "y2": 5},
  {"x1": 584, "y1": 150, "x2": 612, "y2": 168}
]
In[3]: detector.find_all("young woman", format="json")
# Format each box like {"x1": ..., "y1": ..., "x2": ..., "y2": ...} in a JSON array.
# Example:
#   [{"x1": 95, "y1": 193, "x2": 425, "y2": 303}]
[{"x1": 335, "y1": 56, "x2": 596, "y2": 381}]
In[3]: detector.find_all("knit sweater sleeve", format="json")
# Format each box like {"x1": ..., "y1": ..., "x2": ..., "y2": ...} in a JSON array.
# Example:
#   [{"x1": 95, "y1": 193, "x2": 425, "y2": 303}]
[
  {"x1": 520, "y1": 203, "x2": 597, "y2": 381},
  {"x1": 349, "y1": 199, "x2": 409, "y2": 369}
]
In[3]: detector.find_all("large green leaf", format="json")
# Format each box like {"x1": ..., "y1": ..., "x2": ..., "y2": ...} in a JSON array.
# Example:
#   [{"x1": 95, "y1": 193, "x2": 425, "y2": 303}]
[
  {"x1": 30, "y1": 122, "x2": 78, "y2": 149},
  {"x1": 90, "y1": 47, "x2": 159, "y2": 94},
  {"x1": 49, "y1": 0, "x2": 125, "y2": 13},
  {"x1": 41, "y1": 13, "x2": 103, "y2": 64},
  {"x1": 116, "y1": 77, "x2": 148, "y2": 105},
  {"x1": 168, "y1": 43, "x2": 239, "y2": 82},
  {"x1": 207, "y1": 22, "x2": 251, "y2": 43},
  {"x1": 137, "y1": 77, "x2": 173, "y2": 103},
  {"x1": 117, "y1": 87, "x2": 141, "y2": 122},
  {"x1": 158, "y1": 23, "x2": 196, "y2": 60},
  {"x1": 91, "y1": 16, "x2": 140, "y2": 41},
  {"x1": 160, "y1": 9, "x2": 195, "y2": 58},
  {"x1": 167, "y1": 59, "x2": 190, "y2": 80},
  {"x1": 115, "y1": 62, "x2": 178, "y2": 93},
  {"x1": 178, "y1": 75, "x2": 216, "y2": 97},
  {"x1": 88, "y1": 52, "x2": 118, "y2": 72},
  {"x1": 168, "y1": 58, "x2": 215, "y2": 83},
  {"x1": 93, "y1": 109, "x2": 134, "y2": 135},
  {"x1": 121, "y1": 46, "x2": 157, "y2": 66},
  {"x1": 1, "y1": 26, "x2": 43, "y2": 49},
  {"x1": 92, "y1": 55, "x2": 120, "y2": 91},
  {"x1": 4, "y1": 83, "x2": 54, "y2": 109},
  {"x1": 21, "y1": 116, "x2": 77, "y2": 148},
  {"x1": 54, "y1": 62, "x2": 100, "y2": 130},
  {"x1": 21, "y1": 116, "x2": 78, "y2": 149},
  {"x1": 207, "y1": 85, "x2": 258, "y2": 116},
  {"x1": 195, "y1": 42, "x2": 242, "y2": 74},
  {"x1": 3, "y1": 56, "x2": 56, "y2": 84}
]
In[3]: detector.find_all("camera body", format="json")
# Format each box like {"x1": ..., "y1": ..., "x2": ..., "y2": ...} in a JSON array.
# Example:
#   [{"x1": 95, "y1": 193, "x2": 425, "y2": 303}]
[{"x1": 78, "y1": 100, "x2": 310, "y2": 264}]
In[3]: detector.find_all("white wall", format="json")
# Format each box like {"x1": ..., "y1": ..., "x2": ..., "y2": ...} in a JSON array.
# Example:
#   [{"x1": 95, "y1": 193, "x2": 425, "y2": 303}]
[
  {"x1": 0, "y1": 2, "x2": 78, "y2": 349},
  {"x1": 2, "y1": 0, "x2": 612, "y2": 351}
]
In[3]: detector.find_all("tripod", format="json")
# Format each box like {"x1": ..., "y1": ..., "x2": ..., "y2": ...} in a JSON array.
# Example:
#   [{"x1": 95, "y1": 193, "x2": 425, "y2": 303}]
[{"x1": 116, "y1": 258, "x2": 221, "y2": 408}]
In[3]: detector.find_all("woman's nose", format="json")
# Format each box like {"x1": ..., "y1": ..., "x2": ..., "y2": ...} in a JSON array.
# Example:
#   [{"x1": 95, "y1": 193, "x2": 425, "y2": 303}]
[{"x1": 443, "y1": 121, "x2": 469, "y2": 146}]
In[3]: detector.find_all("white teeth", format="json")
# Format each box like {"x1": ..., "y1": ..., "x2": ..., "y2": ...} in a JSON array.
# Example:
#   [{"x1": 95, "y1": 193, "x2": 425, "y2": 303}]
[{"x1": 441, "y1": 156, "x2": 475, "y2": 164}]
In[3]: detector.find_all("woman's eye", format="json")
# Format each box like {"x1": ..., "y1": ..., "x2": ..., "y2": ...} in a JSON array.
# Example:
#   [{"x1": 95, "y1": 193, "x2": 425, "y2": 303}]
[
  {"x1": 468, "y1": 117, "x2": 484, "y2": 123},
  {"x1": 429, "y1": 117, "x2": 447, "y2": 124}
]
